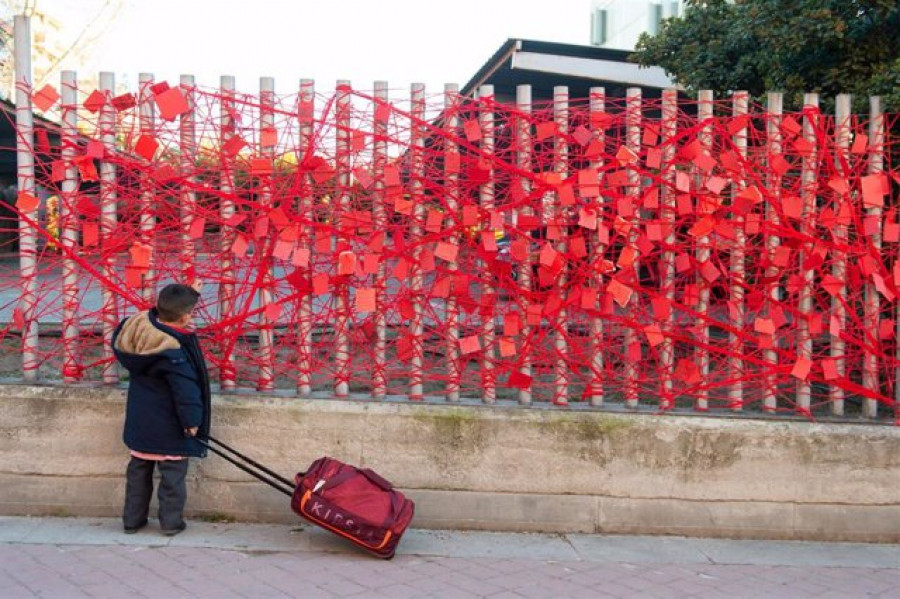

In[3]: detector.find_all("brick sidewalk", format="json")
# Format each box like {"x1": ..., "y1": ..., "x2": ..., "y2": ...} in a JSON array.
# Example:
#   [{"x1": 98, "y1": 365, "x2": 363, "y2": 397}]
[{"x1": 1, "y1": 518, "x2": 898, "y2": 598}]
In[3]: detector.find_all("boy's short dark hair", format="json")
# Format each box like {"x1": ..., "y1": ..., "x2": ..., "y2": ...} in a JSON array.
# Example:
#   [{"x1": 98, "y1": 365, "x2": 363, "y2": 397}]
[{"x1": 156, "y1": 284, "x2": 200, "y2": 322}]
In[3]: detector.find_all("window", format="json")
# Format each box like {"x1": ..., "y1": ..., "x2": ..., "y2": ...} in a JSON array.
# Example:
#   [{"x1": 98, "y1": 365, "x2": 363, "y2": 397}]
[
  {"x1": 591, "y1": 8, "x2": 608, "y2": 46},
  {"x1": 649, "y1": 2, "x2": 663, "y2": 34}
]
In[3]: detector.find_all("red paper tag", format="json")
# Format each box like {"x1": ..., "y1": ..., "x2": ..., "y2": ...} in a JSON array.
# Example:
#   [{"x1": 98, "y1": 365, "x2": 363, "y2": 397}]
[
  {"x1": 355, "y1": 288, "x2": 376, "y2": 313},
  {"x1": 459, "y1": 335, "x2": 480, "y2": 355},
  {"x1": 134, "y1": 134, "x2": 159, "y2": 161},
  {"x1": 155, "y1": 87, "x2": 190, "y2": 121},
  {"x1": 16, "y1": 191, "x2": 39, "y2": 212},
  {"x1": 83, "y1": 89, "x2": 106, "y2": 113},
  {"x1": 32, "y1": 84, "x2": 60, "y2": 112}
]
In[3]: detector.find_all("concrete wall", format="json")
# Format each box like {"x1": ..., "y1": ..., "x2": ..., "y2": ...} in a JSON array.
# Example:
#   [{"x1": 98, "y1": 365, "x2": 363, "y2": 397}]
[{"x1": 2, "y1": 384, "x2": 899, "y2": 542}]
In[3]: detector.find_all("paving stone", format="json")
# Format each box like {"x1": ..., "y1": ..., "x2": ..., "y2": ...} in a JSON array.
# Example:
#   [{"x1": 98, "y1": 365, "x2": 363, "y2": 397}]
[{"x1": 0, "y1": 518, "x2": 898, "y2": 598}]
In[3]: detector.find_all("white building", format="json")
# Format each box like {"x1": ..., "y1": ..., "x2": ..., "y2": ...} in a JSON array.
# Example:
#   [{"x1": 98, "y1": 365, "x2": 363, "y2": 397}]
[{"x1": 590, "y1": 0, "x2": 684, "y2": 51}]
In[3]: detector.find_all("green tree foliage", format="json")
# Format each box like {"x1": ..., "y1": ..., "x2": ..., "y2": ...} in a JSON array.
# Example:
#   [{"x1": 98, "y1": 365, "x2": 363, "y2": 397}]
[{"x1": 632, "y1": 0, "x2": 900, "y2": 110}]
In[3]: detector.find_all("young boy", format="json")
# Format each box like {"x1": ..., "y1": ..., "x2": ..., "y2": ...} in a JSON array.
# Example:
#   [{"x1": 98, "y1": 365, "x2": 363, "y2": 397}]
[{"x1": 112, "y1": 281, "x2": 210, "y2": 536}]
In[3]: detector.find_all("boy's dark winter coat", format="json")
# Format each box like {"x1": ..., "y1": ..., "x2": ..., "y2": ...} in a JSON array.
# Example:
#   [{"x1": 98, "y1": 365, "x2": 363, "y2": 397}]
[{"x1": 112, "y1": 309, "x2": 210, "y2": 457}]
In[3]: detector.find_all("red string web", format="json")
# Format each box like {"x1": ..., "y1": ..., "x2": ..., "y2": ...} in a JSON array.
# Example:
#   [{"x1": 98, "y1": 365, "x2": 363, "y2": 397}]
[{"x1": 2, "y1": 80, "x2": 898, "y2": 419}]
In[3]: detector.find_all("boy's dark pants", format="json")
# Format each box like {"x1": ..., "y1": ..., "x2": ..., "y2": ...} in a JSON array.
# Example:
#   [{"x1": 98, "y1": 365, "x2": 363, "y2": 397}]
[{"x1": 123, "y1": 456, "x2": 189, "y2": 530}]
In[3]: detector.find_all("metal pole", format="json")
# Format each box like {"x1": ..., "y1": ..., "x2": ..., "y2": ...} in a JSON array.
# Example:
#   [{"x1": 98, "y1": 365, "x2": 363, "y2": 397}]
[
  {"x1": 444, "y1": 82, "x2": 462, "y2": 402},
  {"x1": 138, "y1": 72, "x2": 156, "y2": 304},
  {"x1": 864, "y1": 96, "x2": 884, "y2": 419},
  {"x1": 660, "y1": 88, "x2": 678, "y2": 407},
  {"x1": 372, "y1": 80, "x2": 389, "y2": 399},
  {"x1": 60, "y1": 70, "x2": 80, "y2": 383},
  {"x1": 831, "y1": 94, "x2": 851, "y2": 416},
  {"x1": 479, "y1": 84, "x2": 496, "y2": 404},
  {"x1": 14, "y1": 15, "x2": 37, "y2": 380},
  {"x1": 515, "y1": 84, "x2": 533, "y2": 405},
  {"x1": 797, "y1": 93, "x2": 819, "y2": 414},
  {"x1": 624, "y1": 87, "x2": 641, "y2": 408},
  {"x1": 179, "y1": 75, "x2": 196, "y2": 278},
  {"x1": 764, "y1": 91, "x2": 783, "y2": 413},
  {"x1": 588, "y1": 86, "x2": 605, "y2": 407},
  {"x1": 728, "y1": 91, "x2": 748, "y2": 410},
  {"x1": 552, "y1": 85, "x2": 569, "y2": 406},
  {"x1": 695, "y1": 90, "x2": 713, "y2": 412},
  {"x1": 410, "y1": 82, "x2": 426, "y2": 400},
  {"x1": 257, "y1": 76, "x2": 276, "y2": 391},
  {"x1": 334, "y1": 80, "x2": 351, "y2": 397},
  {"x1": 99, "y1": 71, "x2": 118, "y2": 383},
  {"x1": 296, "y1": 79, "x2": 314, "y2": 397},
  {"x1": 218, "y1": 74, "x2": 236, "y2": 390}
]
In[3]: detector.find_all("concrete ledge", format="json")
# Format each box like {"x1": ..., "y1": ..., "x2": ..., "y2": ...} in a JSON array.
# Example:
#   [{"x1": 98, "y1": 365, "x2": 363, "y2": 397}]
[{"x1": 2, "y1": 383, "x2": 899, "y2": 542}]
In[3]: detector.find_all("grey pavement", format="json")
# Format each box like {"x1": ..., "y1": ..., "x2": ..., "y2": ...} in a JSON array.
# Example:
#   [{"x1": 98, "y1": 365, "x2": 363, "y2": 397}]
[{"x1": 2, "y1": 517, "x2": 899, "y2": 598}]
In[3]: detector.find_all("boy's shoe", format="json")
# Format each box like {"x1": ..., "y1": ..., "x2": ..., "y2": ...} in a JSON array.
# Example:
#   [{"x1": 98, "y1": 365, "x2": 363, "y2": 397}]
[
  {"x1": 161, "y1": 522, "x2": 187, "y2": 536},
  {"x1": 123, "y1": 519, "x2": 148, "y2": 534}
]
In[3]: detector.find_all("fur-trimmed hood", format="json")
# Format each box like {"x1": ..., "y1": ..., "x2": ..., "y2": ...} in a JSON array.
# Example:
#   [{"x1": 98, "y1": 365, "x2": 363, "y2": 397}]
[{"x1": 114, "y1": 310, "x2": 181, "y2": 356}]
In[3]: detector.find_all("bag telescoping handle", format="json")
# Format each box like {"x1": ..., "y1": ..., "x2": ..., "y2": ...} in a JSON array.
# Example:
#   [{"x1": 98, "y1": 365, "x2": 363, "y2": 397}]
[{"x1": 193, "y1": 435, "x2": 295, "y2": 498}]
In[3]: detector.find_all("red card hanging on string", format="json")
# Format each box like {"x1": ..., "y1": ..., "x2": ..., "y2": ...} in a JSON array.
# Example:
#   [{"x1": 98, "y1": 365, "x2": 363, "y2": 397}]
[
  {"x1": 507, "y1": 370, "x2": 532, "y2": 389},
  {"x1": 221, "y1": 135, "x2": 246, "y2": 157},
  {"x1": 591, "y1": 111, "x2": 613, "y2": 129},
  {"x1": 264, "y1": 303, "x2": 282, "y2": 321},
  {"x1": 578, "y1": 207, "x2": 597, "y2": 230},
  {"x1": 231, "y1": 234, "x2": 249, "y2": 258},
  {"x1": 351, "y1": 130, "x2": 366, "y2": 152},
  {"x1": 51, "y1": 160, "x2": 66, "y2": 182},
  {"x1": 260, "y1": 127, "x2": 277, "y2": 149},
  {"x1": 75, "y1": 157, "x2": 99, "y2": 182},
  {"x1": 459, "y1": 335, "x2": 480, "y2": 355},
  {"x1": 291, "y1": 247, "x2": 310, "y2": 268},
  {"x1": 272, "y1": 239, "x2": 293, "y2": 261},
  {"x1": 312, "y1": 273, "x2": 329, "y2": 295},
  {"x1": 355, "y1": 288, "x2": 376, "y2": 313},
  {"x1": 32, "y1": 84, "x2": 60, "y2": 112},
  {"x1": 790, "y1": 357, "x2": 812, "y2": 381},
  {"x1": 82, "y1": 221, "x2": 99, "y2": 247},
  {"x1": 425, "y1": 209, "x2": 443, "y2": 233},
  {"x1": 607, "y1": 278, "x2": 632, "y2": 308},
  {"x1": 134, "y1": 134, "x2": 159, "y2": 161},
  {"x1": 781, "y1": 115, "x2": 801, "y2": 137},
  {"x1": 354, "y1": 167, "x2": 374, "y2": 190},
  {"x1": 463, "y1": 120, "x2": 481, "y2": 143},
  {"x1": 85, "y1": 140, "x2": 104, "y2": 159},
  {"x1": 250, "y1": 158, "x2": 273, "y2": 176},
  {"x1": 861, "y1": 173, "x2": 887, "y2": 208},
  {"x1": 155, "y1": 87, "x2": 190, "y2": 121},
  {"x1": 573, "y1": 125, "x2": 592, "y2": 147},
  {"x1": 124, "y1": 267, "x2": 144, "y2": 289},
  {"x1": 337, "y1": 251, "x2": 356, "y2": 276},
  {"x1": 188, "y1": 217, "x2": 206, "y2": 239},
  {"x1": 535, "y1": 121, "x2": 556, "y2": 141},
  {"x1": 382, "y1": 164, "x2": 401, "y2": 187},
  {"x1": 374, "y1": 100, "x2": 391, "y2": 123},
  {"x1": 499, "y1": 337, "x2": 516, "y2": 358},
  {"x1": 111, "y1": 93, "x2": 136, "y2": 111},
  {"x1": 83, "y1": 89, "x2": 106, "y2": 113},
  {"x1": 434, "y1": 242, "x2": 459, "y2": 264},
  {"x1": 129, "y1": 242, "x2": 152, "y2": 268},
  {"x1": 822, "y1": 358, "x2": 840, "y2": 381},
  {"x1": 558, "y1": 183, "x2": 576, "y2": 206},
  {"x1": 445, "y1": 151, "x2": 460, "y2": 174},
  {"x1": 850, "y1": 133, "x2": 868, "y2": 155},
  {"x1": 16, "y1": 191, "x2": 39, "y2": 212},
  {"x1": 644, "y1": 324, "x2": 664, "y2": 347}
]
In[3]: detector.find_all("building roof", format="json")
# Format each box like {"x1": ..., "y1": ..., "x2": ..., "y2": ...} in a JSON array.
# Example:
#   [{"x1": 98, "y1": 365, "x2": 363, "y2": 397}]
[{"x1": 460, "y1": 38, "x2": 676, "y2": 100}]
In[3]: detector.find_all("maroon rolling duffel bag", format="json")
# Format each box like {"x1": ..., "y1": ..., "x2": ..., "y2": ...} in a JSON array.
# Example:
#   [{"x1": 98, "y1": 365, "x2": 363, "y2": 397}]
[
  {"x1": 292, "y1": 456, "x2": 414, "y2": 559},
  {"x1": 198, "y1": 436, "x2": 415, "y2": 559}
]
